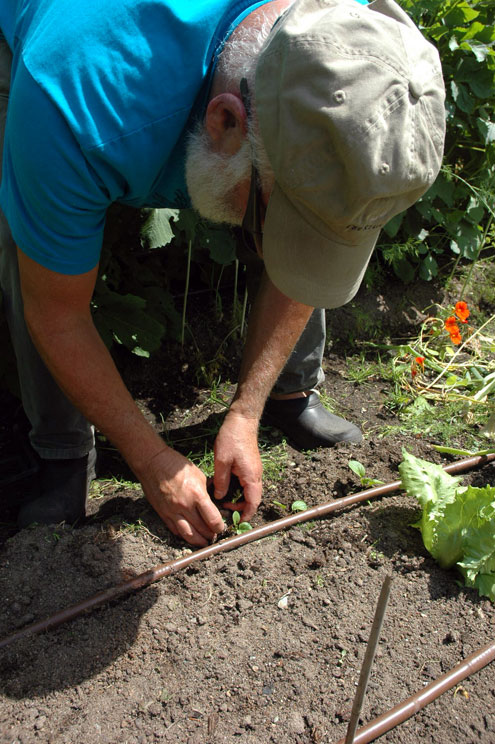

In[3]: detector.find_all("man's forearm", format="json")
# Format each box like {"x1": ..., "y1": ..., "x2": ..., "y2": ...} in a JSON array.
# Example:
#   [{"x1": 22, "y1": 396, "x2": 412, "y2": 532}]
[
  {"x1": 231, "y1": 271, "x2": 314, "y2": 420},
  {"x1": 25, "y1": 309, "x2": 166, "y2": 475}
]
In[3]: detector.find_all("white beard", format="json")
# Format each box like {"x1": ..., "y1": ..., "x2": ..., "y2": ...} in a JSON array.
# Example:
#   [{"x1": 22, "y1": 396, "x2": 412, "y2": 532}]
[{"x1": 185, "y1": 124, "x2": 252, "y2": 226}]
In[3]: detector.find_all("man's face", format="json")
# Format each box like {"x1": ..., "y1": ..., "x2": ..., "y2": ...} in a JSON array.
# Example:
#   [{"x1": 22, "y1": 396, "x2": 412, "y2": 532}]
[{"x1": 185, "y1": 123, "x2": 252, "y2": 227}]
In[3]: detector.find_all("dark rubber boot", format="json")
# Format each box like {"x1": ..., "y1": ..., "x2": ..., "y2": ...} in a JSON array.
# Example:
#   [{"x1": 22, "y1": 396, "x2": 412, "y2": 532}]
[
  {"x1": 17, "y1": 448, "x2": 96, "y2": 528},
  {"x1": 262, "y1": 392, "x2": 362, "y2": 449}
]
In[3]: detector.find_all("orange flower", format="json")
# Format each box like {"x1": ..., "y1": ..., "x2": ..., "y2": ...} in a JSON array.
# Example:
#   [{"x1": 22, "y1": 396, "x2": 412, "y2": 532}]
[
  {"x1": 444, "y1": 316, "x2": 458, "y2": 331},
  {"x1": 415, "y1": 356, "x2": 425, "y2": 368},
  {"x1": 455, "y1": 301, "x2": 469, "y2": 323},
  {"x1": 411, "y1": 366, "x2": 418, "y2": 378},
  {"x1": 450, "y1": 330, "x2": 462, "y2": 345}
]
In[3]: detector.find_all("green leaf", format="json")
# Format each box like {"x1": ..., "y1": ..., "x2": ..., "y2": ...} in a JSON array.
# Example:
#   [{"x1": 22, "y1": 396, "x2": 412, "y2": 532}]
[
  {"x1": 92, "y1": 286, "x2": 165, "y2": 355},
  {"x1": 399, "y1": 450, "x2": 463, "y2": 568},
  {"x1": 460, "y1": 40, "x2": 492, "y2": 63},
  {"x1": 450, "y1": 221, "x2": 483, "y2": 260},
  {"x1": 419, "y1": 253, "x2": 438, "y2": 281},
  {"x1": 383, "y1": 211, "x2": 404, "y2": 238},
  {"x1": 400, "y1": 452, "x2": 495, "y2": 602},
  {"x1": 141, "y1": 208, "x2": 180, "y2": 249},
  {"x1": 348, "y1": 460, "x2": 366, "y2": 478},
  {"x1": 392, "y1": 257, "x2": 416, "y2": 284},
  {"x1": 450, "y1": 80, "x2": 476, "y2": 114},
  {"x1": 428, "y1": 175, "x2": 456, "y2": 207},
  {"x1": 477, "y1": 118, "x2": 495, "y2": 145},
  {"x1": 174, "y1": 209, "x2": 201, "y2": 243},
  {"x1": 443, "y1": 5, "x2": 479, "y2": 28},
  {"x1": 203, "y1": 227, "x2": 237, "y2": 265},
  {"x1": 466, "y1": 195, "x2": 486, "y2": 224},
  {"x1": 291, "y1": 500, "x2": 308, "y2": 513},
  {"x1": 237, "y1": 521, "x2": 253, "y2": 533}
]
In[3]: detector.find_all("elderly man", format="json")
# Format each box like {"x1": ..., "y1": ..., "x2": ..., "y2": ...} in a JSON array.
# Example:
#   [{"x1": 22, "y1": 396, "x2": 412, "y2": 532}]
[{"x1": 0, "y1": 0, "x2": 445, "y2": 545}]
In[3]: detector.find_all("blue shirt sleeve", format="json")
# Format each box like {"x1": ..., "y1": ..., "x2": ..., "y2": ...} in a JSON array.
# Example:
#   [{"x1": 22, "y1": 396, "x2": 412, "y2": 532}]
[{"x1": 2, "y1": 62, "x2": 111, "y2": 275}]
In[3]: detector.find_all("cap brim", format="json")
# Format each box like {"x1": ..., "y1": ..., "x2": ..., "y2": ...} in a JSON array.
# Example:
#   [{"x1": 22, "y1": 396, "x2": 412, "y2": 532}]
[{"x1": 262, "y1": 183, "x2": 379, "y2": 308}]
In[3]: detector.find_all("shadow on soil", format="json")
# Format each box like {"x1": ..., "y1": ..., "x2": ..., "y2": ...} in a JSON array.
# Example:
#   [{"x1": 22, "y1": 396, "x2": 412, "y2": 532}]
[{"x1": 0, "y1": 524, "x2": 161, "y2": 699}]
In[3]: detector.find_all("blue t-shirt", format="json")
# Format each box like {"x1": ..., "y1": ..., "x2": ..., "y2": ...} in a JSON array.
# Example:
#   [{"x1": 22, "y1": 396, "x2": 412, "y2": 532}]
[{"x1": 0, "y1": 0, "x2": 271, "y2": 274}]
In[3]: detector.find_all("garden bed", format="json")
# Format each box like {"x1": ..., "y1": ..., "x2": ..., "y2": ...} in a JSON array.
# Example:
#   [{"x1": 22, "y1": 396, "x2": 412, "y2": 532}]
[{"x1": 0, "y1": 274, "x2": 494, "y2": 744}]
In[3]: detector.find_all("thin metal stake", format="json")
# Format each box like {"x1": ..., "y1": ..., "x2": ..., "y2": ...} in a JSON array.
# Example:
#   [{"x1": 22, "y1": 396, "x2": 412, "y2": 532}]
[{"x1": 344, "y1": 575, "x2": 392, "y2": 744}]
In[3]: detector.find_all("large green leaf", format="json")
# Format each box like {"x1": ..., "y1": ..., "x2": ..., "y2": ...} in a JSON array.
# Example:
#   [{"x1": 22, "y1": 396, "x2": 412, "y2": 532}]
[
  {"x1": 400, "y1": 451, "x2": 495, "y2": 600},
  {"x1": 141, "y1": 208, "x2": 180, "y2": 250},
  {"x1": 92, "y1": 286, "x2": 165, "y2": 356}
]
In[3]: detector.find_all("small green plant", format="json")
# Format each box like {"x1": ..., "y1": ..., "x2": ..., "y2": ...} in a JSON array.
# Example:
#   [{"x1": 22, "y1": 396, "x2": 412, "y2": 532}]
[
  {"x1": 348, "y1": 460, "x2": 385, "y2": 488},
  {"x1": 291, "y1": 500, "x2": 308, "y2": 513},
  {"x1": 231, "y1": 511, "x2": 252, "y2": 535},
  {"x1": 271, "y1": 499, "x2": 308, "y2": 513}
]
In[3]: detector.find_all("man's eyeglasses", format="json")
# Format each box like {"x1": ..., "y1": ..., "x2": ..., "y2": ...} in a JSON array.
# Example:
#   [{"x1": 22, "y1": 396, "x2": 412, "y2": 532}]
[{"x1": 240, "y1": 78, "x2": 264, "y2": 259}]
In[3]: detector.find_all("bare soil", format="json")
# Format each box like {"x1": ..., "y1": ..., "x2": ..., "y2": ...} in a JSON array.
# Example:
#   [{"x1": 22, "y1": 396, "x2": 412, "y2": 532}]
[{"x1": 1, "y1": 275, "x2": 495, "y2": 744}]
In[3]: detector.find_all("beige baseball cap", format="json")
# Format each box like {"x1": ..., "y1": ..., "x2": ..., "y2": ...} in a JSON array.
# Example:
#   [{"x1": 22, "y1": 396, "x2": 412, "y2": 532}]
[{"x1": 255, "y1": 0, "x2": 446, "y2": 308}]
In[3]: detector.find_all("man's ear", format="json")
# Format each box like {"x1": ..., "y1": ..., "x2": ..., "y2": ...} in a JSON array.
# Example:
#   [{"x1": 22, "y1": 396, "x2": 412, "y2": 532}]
[{"x1": 205, "y1": 93, "x2": 248, "y2": 154}]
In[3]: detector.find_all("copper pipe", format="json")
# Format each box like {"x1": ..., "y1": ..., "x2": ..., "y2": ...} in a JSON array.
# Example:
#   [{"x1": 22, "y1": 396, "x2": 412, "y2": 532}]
[
  {"x1": 334, "y1": 638, "x2": 495, "y2": 744},
  {"x1": 0, "y1": 452, "x2": 493, "y2": 650}
]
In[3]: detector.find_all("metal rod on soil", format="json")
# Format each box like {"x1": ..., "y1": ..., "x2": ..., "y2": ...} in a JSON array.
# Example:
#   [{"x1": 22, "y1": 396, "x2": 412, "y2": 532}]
[
  {"x1": 334, "y1": 638, "x2": 495, "y2": 744},
  {"x1": 0, "y1": 452, "x2": 493, "y2": 650},
  {"x1": 344, "y1": 575, "x2": 392, "y2": 744}
]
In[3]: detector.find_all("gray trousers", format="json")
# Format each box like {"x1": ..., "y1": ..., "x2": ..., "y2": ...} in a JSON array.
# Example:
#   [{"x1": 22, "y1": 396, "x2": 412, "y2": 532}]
[{"x1": 0, "y1": 39, "x2": 325, "y2": 459}]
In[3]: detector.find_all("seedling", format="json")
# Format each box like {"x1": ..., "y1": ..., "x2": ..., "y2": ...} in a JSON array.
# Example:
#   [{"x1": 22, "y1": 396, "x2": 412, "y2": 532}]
[
  {"x1": 271, "y1": 499, "x2": 308, "y2": 513},
  {"x1": 348, "y1": 460, "x2": 384, "y2": 488},
  {"x1": 232, "y1": 511, "x2": 252, "y2": 535},
  {"x1": 291, "y1": 500, "x2": 308, "y2": 513}
]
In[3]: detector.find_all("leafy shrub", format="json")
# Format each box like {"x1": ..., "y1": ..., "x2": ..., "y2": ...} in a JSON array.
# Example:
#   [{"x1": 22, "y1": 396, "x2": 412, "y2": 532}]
[{"x1": 380, "y1": 0, "x2": 495, "y2": 282}]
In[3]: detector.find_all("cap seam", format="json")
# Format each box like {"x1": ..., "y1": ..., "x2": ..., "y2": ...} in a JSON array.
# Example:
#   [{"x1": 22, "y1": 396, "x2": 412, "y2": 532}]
[{"x1": 263, "y1": 37, "x2": 411, "y2": 82}]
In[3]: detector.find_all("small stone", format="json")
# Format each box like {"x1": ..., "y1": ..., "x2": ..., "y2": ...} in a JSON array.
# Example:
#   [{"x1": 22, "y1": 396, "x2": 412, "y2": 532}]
[
  {"x1": 34, "y1": 716, "x2": 47, "y2": 731},
  {"x1": 443, "y1": 631, "x2": 459, "y2": 644},
  {"x1": 236, "y1": 599, "x2": 253, "y2": 612},
  {"x1": 288, "y1": 711, "x2": 305, "y2": 734}
]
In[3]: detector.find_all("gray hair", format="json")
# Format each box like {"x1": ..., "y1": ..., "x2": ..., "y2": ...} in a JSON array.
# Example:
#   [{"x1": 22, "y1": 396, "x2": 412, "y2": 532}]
[
  {"x1": 185, "y1": 10, "x2": 278, "y2": 226},
  {"x1": 215, "y1": 12, "x2": 276, "y2": 190}
]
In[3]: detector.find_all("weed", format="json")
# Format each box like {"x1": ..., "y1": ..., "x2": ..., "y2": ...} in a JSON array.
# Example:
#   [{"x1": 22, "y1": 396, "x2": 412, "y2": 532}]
[
  {"x1": 44, "y1": 530, "x2": 62, "y2": 544},
  {"x1": 368, "y1": 300, "x2": 495, "y2": 446},
  {"x1": 119, "y1": 519, "x2": 162, "y2": 542},
  {"x1": 89, "y1": 476, "x2": 141, "y2": 500},
  {"x1": 348, "y1": 460, "x2": 385, "y2": 488},
  {"x1": 345, "y1": 353, "x2": 383, "y2": 385}
]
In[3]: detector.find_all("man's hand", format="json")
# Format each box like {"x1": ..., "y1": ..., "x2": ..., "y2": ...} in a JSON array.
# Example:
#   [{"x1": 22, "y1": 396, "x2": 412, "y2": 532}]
[
  {"x1": 137, "y1": 446, "x2": 225, "y2": 547},
  {"x1": 16, "y1": 248, "x2": 224, "y2": 547},
  {"x1": 213, "y1": 409, "x2": 263, "y2": 521}
]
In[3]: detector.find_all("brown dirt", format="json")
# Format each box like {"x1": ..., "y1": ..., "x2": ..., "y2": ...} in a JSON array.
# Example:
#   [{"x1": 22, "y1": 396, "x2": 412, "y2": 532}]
[{"x1": 1, "y1": 275, "x2": 495, "y2": 744}]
